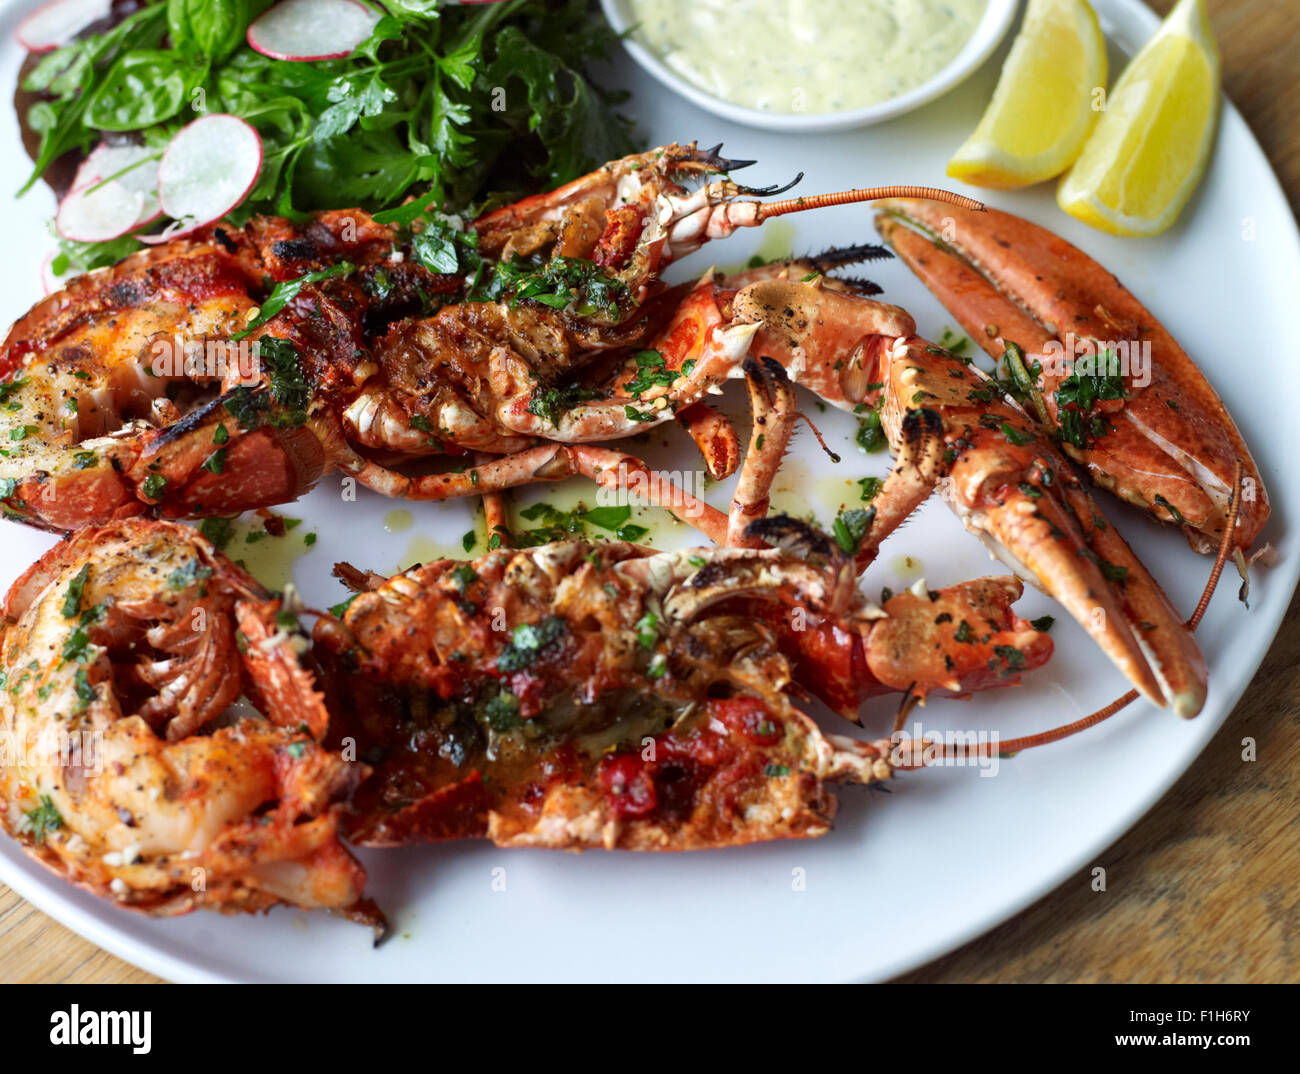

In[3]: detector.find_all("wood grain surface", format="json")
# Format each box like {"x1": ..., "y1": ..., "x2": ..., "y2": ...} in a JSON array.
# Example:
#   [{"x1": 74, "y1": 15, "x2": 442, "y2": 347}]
[{"x1": 2, "y1": 0, "x2": 1297, "y2": 985}]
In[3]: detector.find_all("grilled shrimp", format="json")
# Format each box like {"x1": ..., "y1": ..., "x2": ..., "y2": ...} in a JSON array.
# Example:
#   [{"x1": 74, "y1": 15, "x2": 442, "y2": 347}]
[{"x1": 0, "y1": 521, "x2": 379, "y2": 928}]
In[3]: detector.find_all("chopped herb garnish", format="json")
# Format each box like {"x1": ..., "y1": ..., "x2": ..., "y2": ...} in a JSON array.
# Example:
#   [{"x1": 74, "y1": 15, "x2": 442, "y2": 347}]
[
  {"x1": 73, "y1": 667, "x2": 96, "y2": 709},
  {"x1": 61, "y1": 563, "x2": 90, "y2": 618},
  {"x1": 857, "y1": 476, "x2": 883, "y2": 503},
  {"x1": 634, "y1": 610, "x2": 659, "y2": 649},
  {"x1": 583, "y1": 505, "x2": 632, "y2": 532},
  {"x1": 484, "y1": 688, "x2": 521, "y2": 731},
  {"x1": 24, "y1": 795, "x2": 63, "y2": 845},
  {"x1": 496, "y1": 616, "x2": 567, "y2": 672},
  {"x1": 855, "y1": 409, "x2": 886, "y2": 453},
  {"x1": 201, "y1": 447, "x2": 227, "y2": 475},
  {"x1": 1153, "y1": 494, "x2": 1188, "y2": 525},
  {"x1": 258, "y1": 336, "x2": 310, "y2": 411},
  {"x1": 198, "y1": 516, "x2": 236, "y2": 550},
  {"x1": 450, "y1": 564, "x2": 478, "y2": 593},
  {"x1": 832, "y1": 507, "x2": 872, "y2": 555},
  {"x1": 990, "y1": 645, "x2": 1027, "y2": 677},
  {"x1": 526, "y1": 382, "x2": 601, "y2": 426},
  {"x1": 329, "y1": 594, "x2": 358, "y2": 618},
  {"x1": 1000, "y1": 422, "x2": 1034, "y2": 447},
  {"x1": 166, "y1": 559, "x2": 214, "y2": 593},
  {"x1": 233, "y1": 263, "x2": 355, "y2": 341}
]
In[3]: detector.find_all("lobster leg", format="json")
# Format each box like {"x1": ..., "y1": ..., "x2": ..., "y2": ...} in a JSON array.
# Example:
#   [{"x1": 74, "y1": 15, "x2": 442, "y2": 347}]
[
  {"x1": 854, "y1": 408, "x2": 948, "y2": 572},
  {"x1": 875, "y1": 199, "x2": 1269, "y2": 557},
  {"x1": 474, "y1": 451, "x2": 514, "y2": 550},
  {"x1": 877, "y1": 336, "x2": 1208, "y2": 717},
  {"x1": 728, "y1": 357, "x2": 797, "y2": 546},
  {"x1": 567, "y1": 444, "x2": 729, "y2": 544}
]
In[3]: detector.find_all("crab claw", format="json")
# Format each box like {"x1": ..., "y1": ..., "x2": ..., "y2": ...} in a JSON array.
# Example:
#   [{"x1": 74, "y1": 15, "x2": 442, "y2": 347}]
[
  {"x1": 875, "y1": 199, "x2": 1268, "y2": 557},
  {"x1": 874, "y1": 337, "x2": 1208, "y2": 718},
  {"x1": 863, "y1": 576, "x2": 1054, "y2": 702}
]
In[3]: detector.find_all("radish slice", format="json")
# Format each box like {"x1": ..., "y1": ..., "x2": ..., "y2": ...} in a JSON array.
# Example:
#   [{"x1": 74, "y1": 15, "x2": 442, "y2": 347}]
[
  {"x1": 72, "y1": 143, "x2": 162, "y2": 228},
  {"x1": 247, "y1": 0, "x2": 380, "y2": 61},
  {"x1": 156, "y1": 114, "x2": 263, "y2": 238},
  {"x1": 42, "y1": 251, "x2": 83, "y2": 295},
  {"x1": 40, "y1": 251, "x2": 83, "y2": 295},
  {"x1": 56, "y1": 177, "x2": 145, "y2": 242},
  {"x1": 15, "y1": 0, "x2": 111, "y2": 52}
]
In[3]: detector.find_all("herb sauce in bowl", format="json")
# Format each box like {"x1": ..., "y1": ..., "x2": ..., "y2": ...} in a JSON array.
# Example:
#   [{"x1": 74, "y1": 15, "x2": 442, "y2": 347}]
[
  {"x1": 608, "y1": 0, "x2": 1008, "y2": 131},
  {"x1": 626, "y1": 0, "x2": 987, "y2": 114}
]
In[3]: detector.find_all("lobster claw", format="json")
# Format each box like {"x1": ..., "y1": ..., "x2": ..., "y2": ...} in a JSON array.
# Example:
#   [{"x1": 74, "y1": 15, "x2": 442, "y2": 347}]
[
  {"x1": 875, "y1": 199, "x2": 1268, "y2": 558},
  {"x1": 874, "y1": 338, "x2": 1208, "y2": 717}
]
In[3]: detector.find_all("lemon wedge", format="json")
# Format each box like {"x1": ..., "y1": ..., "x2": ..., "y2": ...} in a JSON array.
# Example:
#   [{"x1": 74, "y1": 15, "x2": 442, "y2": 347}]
[
  {"x1": 1059, "y1": 0, "x2": 1220, "y2": 236},
  {"x1": 946, "y1": 0, "x2": 1107, "y2": 189}
]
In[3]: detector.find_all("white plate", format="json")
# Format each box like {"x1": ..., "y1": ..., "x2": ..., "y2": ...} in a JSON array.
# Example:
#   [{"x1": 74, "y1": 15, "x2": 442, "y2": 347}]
[
  {"x1": 0, "y1": 0, "x2": 1295, "y2": 983},
  {"x1": 600, "y1": 0, "x2": 1019, "y2": 132}
]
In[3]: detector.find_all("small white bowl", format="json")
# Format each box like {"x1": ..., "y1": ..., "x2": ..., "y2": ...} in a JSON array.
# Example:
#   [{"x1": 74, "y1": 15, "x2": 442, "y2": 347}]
[{"x1": 600, "y1": 0, "x2": 1019, "y2": 133}]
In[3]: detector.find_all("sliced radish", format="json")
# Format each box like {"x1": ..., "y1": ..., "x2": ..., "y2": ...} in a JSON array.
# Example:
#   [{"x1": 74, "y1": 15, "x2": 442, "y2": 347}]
[
  {"x1": 56, "y1": 178, "x2": 145, "y2": 243},
  {"x1": 15, "y1": 0, "x2": 111, "y2": 52},
  {"x1": 247, "y1": 0, "x2": 380, "y2": 61},
  {"x1": 40, "y1": 251, "x2": 82, "y2": 295},
  {"x1": 155, "y1": 114, "x2": 263, "y2": 238},
  {"x1": 71, "y1": 143, "x2": 162, "y2": 228}
]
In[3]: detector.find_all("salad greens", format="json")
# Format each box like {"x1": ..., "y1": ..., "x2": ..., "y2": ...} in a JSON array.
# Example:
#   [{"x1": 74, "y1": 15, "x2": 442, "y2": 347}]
[{"x1": 20, "y1": 0, "x2": 635, "y2": 273}]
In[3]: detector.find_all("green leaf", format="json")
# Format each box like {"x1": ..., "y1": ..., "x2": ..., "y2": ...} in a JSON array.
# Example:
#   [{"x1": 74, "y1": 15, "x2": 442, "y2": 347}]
[
  {"x1": 439, "y1": 35, "x2": 481, "y2": 92},
  {"x1": 233, "y1": 262, "x2": 354, "y2": 339},
  {"x1": 84, "y1": 50, "x2": 209, "y2": 131},
  {"x1": 314, "y1": 74, "x2": 398, "y2": 142},
  {"x1": 198, "y1": 516, "x2": 237, "y2": 550},
  {"x1": 24, "y1": 795, "x2": 63, "y2": 845},
  {"x1": 168, "y1": 0, "x2": 268, "y2": 61},
  {"x1": 582, "y1": 505, "x2": 631, "y2": 532},
  {"x1": 832, "y1": 508, "x2": 873, "y2": 556},
  {"x1": 62, "y1": 564, "x2": 91, "y2": 619},
  {"x1": 484, "y1": 23, "x2": 633, "y2": 188},
  {"x1": 292, "y1": 127, "x2": 429, "y2": 208}
]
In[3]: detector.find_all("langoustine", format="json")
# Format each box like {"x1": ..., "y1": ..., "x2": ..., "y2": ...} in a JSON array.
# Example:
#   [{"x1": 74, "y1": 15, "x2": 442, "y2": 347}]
[
  {"x1": 0, "y1": 520, "x2": 381, "y2": 931},
  {"x1": 313, "y1": 516, "x2": 1051, "y2": 850},
  {"x1": 0, "y1": 143, "x2": 977, "y2": 527},
  {"x1": 0, "y1": 517, "x2": 1051, "y2": 893}
]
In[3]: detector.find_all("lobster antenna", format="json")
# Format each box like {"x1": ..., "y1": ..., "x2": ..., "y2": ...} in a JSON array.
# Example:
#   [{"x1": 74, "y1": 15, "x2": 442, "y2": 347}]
[
  {"x1": 903, "y1": 461, "x2": 1244, "y2": 766},
  {"x1": 757, "y1": 186, "x2": 986, "y2": 220},
  {"x1": 1184, "y1": 463, "x2": 1242, "y2": 631}
]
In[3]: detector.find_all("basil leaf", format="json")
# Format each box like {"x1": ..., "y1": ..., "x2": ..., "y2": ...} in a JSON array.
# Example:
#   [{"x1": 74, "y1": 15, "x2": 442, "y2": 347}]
[
  {"x1": 168, "y1": 0, "x2": 266, "y2": 61},
  {"x1": 84, "y1": 50, "x2": 209, "y2": 131}
]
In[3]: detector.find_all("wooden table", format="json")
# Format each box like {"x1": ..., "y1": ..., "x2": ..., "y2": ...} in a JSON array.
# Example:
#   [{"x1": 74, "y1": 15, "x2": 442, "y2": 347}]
[{"x1": 2, "y1": 0, "x2": 1298, "y2": 985}]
